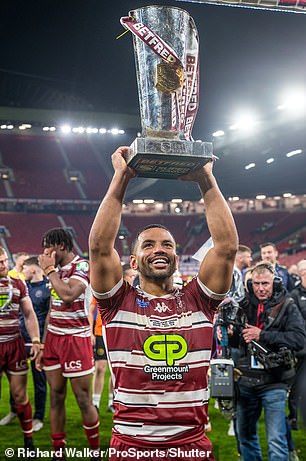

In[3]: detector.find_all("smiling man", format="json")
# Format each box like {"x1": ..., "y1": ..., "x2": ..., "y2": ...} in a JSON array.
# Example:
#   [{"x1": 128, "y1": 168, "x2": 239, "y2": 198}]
[{"x1": 89, "y1": 146, "x2": 238, "y2": 461}]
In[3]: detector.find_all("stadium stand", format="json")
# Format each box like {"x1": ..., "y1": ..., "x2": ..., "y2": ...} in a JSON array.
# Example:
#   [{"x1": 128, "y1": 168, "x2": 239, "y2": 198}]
[{"x1": 1, "y1": 133, "x2": 306, "y2": 272}]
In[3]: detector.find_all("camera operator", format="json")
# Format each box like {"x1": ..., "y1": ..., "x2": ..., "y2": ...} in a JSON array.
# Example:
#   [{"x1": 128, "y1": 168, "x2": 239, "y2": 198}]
[{"x1": 234, "y1": 262, "x2": 305, "y2": 461}]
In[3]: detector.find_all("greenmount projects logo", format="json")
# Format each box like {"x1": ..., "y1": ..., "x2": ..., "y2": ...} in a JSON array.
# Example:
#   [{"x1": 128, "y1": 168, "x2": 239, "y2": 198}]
[{"x1": 143, "y1": 334, "x2": 189, "y2": 381}]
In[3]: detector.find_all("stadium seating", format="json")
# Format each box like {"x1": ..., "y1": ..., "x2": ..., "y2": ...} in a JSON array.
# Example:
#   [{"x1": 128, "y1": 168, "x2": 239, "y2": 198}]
[{"x1": 1, "y1": 133, "x2": 306, "y2": 270}]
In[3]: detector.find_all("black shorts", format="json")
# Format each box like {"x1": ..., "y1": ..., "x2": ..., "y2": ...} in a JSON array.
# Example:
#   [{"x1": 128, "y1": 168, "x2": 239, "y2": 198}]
[{"x1": 93, "y1": 335, "x2": 107, "y2": 361}]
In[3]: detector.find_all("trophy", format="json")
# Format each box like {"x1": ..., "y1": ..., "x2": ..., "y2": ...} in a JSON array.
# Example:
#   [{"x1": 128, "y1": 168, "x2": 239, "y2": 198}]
[{"x1": 120, "y1": 6, "x2": 213, "y2": 179}]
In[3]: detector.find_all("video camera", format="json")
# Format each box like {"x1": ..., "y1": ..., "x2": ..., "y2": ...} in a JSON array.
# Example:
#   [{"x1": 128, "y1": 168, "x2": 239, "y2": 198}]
[{"x1": 251, "y1": 342, "x2": 295, "y2": 372}]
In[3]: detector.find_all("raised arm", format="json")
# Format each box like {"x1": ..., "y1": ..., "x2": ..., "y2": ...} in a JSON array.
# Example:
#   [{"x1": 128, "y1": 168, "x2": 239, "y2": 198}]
[
  {"x1": 89, "y1": 146, "x2": 135, "y2": 294},
  {"x1": 182, "y1": 161, "x2": 238, "y2": 294}
]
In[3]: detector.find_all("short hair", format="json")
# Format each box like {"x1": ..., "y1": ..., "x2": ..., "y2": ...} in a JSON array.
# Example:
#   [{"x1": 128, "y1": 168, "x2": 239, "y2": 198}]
[
  {"x1": 238, "y1": 244, "x2": 252, "y2": 254},
  {"x1": 14, "y1": 251, "x2": 29, "y2": 261},
  {"x1": 42, "y1": 228, "x2": 73, "y2": 252},
  {"x1": 23, "y1": 256, "x2": 39, "y2": 267},
  {"x1": 252, "y1": 261, "x2": 276, "y2": 276},
  {"x1": 0, "y1": 246, "x2": 6, "y2": 256},
  {"x1": 260, "y1": 242, "x2": 276, "y2": 250},
  {"x1": 132, "y1": 224, "x2": 175, "y2": 254}
]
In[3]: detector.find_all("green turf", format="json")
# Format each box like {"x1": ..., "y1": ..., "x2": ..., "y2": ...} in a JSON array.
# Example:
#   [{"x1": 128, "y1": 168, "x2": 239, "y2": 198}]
[{"x1": 0, "y1": 369, "x2": 305, "y2": 460}]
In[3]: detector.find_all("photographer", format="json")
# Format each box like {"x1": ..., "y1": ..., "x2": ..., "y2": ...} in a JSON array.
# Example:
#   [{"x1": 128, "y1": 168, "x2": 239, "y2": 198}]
[{"x1": 234, "y1": 262, "x2": 305, "y2": 461}]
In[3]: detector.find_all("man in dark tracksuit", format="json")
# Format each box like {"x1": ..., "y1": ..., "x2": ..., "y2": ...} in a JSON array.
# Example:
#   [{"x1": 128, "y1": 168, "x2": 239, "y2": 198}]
[
  {"x1": 21, "y1": 256, "x2": 50, "y2": 431},
  {"x1": 289, "y1": 259, "x2": 306, "y2": 430},
  {"x1": 234, "y1": 263, "x2": 305, "y2": 461}
]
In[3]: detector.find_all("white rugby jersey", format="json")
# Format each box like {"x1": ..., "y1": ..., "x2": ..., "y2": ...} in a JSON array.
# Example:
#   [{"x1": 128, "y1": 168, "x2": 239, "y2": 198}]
[{"x1": 94, "y1": 277, "x2": 224, "y2": 446}]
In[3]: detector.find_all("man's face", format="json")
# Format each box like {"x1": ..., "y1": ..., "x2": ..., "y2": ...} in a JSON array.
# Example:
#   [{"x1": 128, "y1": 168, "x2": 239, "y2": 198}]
[
  {"x1": 123, "y1": 268, "x2": 137, "y2": 285},
  {"x1": 42, "y1": 244, "x2": 61, "y2": 266},
  {"x1": 0, "y1": 252, "x2": 9, "y2": 278},
  {"x1": 240, "y1": 251, "x2": 252, "y2": 269},
  {"x1": 131, "y1": 228, "x2": 178, "y2": 281},
  {"x1": 298, "y1": 263, "x2": 306, "y2": 286},
  {"x1": 22, "y1": 264, "x2": 34, "y2": 282},
  {"x1": 260, "y1": 245, "x2": 277, "y2": 264},
  {"x1": 251, "y1": 270, "x2": 274, "y2": 301},
  {"x1": 16, "y1": 254, "x2": 29, "y2": 270}
]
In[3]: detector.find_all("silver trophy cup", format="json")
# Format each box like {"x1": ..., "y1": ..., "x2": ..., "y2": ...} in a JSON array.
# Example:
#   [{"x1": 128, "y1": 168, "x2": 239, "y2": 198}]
[{"x1": 121, "y1": 5, "x2": 213, "y2": 179}]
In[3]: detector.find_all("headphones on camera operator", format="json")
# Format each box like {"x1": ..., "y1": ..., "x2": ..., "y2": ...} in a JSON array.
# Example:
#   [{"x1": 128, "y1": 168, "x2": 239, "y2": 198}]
[{"x1": 247, "y1": 262, "x2": 283, "y2": 296}]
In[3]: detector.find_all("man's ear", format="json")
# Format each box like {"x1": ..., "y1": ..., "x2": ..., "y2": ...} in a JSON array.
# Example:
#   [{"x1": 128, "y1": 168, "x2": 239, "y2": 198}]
[
  {"x1": 175, "y1": 255, "x2": 179, "y2": 270},
  {"x1": 130, "y1": 255, "x2": 138, "y2": 271}
]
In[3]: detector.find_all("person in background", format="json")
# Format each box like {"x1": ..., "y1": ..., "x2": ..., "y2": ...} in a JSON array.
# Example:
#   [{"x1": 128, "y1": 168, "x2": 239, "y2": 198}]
[
  {"x1": 89, "y1": 297, "x2": 109, "y2": 413},
  {"x1": 0, "y1": 250, "x2": 30, "y2": 426},
  {"x1": 289, "y1": 259, "x2": 306, "y2": 431},
  {"x1": 260, "y1": 242, "x2": 294, "y2": 291},
  {"x1": 22, "y1": 256, "x2": 50, "y2": 431},
  {"x1": 234, "y1": 262, "x2": 305, "y2": 461},
  {"x1": 288, "y1": 264, "x2": 301, "y2": 290},
  {"x1": 0, "y1": 257, "x2": 50, "y2": 432},
  {"x1": 36, "y1": 228, "x2": 100, "y2": 461},
  {"x1": 0, "y1": 247, "x2": 40, "y2": 454},
  {"x1": 8, "y1": 252, "x2": 29, "y2": 280}
]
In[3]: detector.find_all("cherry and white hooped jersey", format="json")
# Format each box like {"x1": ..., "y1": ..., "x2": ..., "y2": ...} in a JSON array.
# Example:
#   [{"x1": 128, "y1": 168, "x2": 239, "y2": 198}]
[
  {"x1": 48, "y1": 256, "x2": 91, "y2": 337},
  {"x1": 93, "y1": 277, "x2": 224, "y2": 446},
  {"x1": 0, "y1": 276, "x2": 29, "y2": 342}
]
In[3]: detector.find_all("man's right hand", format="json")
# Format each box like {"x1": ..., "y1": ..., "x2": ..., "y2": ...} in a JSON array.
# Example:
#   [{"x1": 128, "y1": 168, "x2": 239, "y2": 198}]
[{"x1": 111, "y1": 146, "x2": 136, "y2": 179}]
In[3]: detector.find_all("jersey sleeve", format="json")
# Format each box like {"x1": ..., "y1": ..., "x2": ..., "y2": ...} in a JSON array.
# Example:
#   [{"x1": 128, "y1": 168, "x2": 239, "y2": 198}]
[
  {"x1": 92, "y1": 278, "x2": 132, "y2": 323},
  {"x1": 17, "y1": 279, "x2": 30, "y2": 300},
  {"x1": 185, "y1": 277, "x2": 226, "y2": 322},
  {"x1": 70, "y1": 259, "x2": 90, "y2": 287}
]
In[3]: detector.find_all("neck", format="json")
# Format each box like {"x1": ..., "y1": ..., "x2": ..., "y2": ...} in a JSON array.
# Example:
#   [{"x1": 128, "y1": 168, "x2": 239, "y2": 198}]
[
  {"x1": 139, "y1": 275, "x2": 174, "y2": 297},
  {"x1": 60, "y1": 252, "x2": 75, "y2": 267},
  {"x1": 30, "y1": 274, "x2": 43, "y2": 283}
]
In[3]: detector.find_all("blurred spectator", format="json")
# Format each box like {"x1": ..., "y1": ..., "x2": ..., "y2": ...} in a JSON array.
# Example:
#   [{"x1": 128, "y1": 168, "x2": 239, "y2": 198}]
[
  {"x1": 260, "y1": 242, "x2": 294, "y2": 291},
  {"x1": 8, "y1": 252, "x2": 29, "y2": 280}
]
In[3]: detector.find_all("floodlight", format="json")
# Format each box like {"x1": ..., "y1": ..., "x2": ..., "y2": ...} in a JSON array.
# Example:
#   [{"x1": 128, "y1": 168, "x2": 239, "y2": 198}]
[
  {"x1": 280, "y1": 89, "x2": 306, "y2": 115},
  {"x1": 231, "y1": 113, "x2": 258, "y2": 132},
  {"x1": 286, "y1": 149, "x2": 302, "y2": 158},
  {"x1": 212, "y1": 130, "x2": 225, "y2": 137},
  {"x1": 110, "y1": 128, "x2": 119, "y2": 135},
  {"x1": 60, "y1": 125, "x2": 71, "y2": 134}
]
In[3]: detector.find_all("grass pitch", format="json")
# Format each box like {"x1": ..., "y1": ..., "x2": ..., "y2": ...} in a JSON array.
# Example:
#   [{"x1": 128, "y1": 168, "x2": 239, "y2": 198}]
[{"x1": 0, "y1": 369, "x2": 305, "y2": 460}]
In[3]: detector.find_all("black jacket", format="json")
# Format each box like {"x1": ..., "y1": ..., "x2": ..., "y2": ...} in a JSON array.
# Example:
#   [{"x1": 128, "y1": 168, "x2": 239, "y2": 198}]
[
  {"x1": 290, "y1": 284, "x2": 306, "y2": 357},
  {"x1": 291, "y1": 284, "x2": 306, "y2": 321},
  {"x1": 236, "y1": 289, "x2": 306, "y2": 387}
]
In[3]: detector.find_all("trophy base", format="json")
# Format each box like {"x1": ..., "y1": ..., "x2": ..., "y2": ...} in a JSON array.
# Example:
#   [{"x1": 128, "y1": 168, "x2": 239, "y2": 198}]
[{"x1": 127, "y1": 138, "x2": 213, "y2": 179}]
